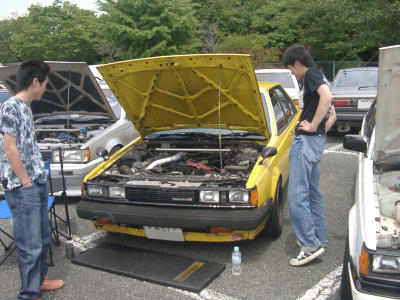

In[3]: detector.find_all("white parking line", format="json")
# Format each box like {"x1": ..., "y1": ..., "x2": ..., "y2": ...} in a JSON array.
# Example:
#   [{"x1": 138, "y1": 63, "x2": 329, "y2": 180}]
[
  {"x1": 169, "y1": 287, "x2": 240, "y2": 300},
  {"x1": 297, "y1": 265, "x2": 342, "y2": 300}
]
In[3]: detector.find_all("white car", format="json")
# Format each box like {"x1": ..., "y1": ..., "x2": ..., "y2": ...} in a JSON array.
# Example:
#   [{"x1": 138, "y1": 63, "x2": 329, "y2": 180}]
[
  {"x1": 340, "y1": 45, "x2": 400, "y2": 299},
  {"x1": 0, "y1": 62, "x2": 138, "y2": 196},
  {"x1": 255, "y1": 68, "x2": 301, "y2": 106}
]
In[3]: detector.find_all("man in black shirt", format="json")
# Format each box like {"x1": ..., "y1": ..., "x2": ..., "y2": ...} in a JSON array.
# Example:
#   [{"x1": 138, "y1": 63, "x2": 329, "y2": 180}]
[{"x1": 283, "y1": 45, "x2": 334, "y2": 266}]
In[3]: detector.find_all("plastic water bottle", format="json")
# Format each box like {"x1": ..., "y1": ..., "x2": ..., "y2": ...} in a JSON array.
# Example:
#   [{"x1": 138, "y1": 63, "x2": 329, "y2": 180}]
[{"x1": 232, "y1": 246, "x2": 241, "y2": 275}]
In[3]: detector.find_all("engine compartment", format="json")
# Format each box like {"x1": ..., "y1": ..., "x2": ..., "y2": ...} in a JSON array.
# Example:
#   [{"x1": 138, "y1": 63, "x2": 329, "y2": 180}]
[{"x1": 98, "y1": 140, "x2": 264, "y2": 187}]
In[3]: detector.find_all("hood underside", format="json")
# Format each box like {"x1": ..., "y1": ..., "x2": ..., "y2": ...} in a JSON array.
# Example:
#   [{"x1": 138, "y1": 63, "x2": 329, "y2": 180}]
[
  {"x1": 0, "y1": 62, "x2": 116, "y2": 120},
  {"x1": 98, "y1": 54, "x2": 269, "y2": 138},
  {"x1": 375, "y1": 45, "x2": 400, "y2": 162}
]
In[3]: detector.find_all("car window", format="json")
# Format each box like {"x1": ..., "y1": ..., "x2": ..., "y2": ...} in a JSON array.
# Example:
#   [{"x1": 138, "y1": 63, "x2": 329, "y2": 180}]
[
  {"x1": 335, "y1": 70, "x2": 378, "y2": 88},
  {"x1": 273, "y1": 87, "x2": 296, "y2": 124},
  {"x1": 269, "y1": 89, "x2": 287, "y2": 135},
  {"x1": 256, "y1": 73, "x2": 295, "y2": 88},
  {"x1": 260, "y1": 93, "x2": 272, "y2": 137},
  {"x1": 363, "y1": 100, "x2": 376, "y2": 144}
]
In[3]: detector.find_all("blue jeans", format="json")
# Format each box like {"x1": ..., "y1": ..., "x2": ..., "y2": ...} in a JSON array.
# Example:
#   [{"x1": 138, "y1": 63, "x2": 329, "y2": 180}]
[
  {"x1": 288, "y1": 134, "x2": 327, "y2": 253},
  {"x1": 5, "y1": 182, "x2": 50, "y2": 300}
]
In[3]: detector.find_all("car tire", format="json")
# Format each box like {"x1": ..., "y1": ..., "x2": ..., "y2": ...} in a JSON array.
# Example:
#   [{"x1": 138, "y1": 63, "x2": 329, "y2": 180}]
[
  {"x1": 264, "y1": 179, "x2": 284, "y2": 238},
  {"x1": 340, "y1": 233, "x2": 353, "y2": 300}
]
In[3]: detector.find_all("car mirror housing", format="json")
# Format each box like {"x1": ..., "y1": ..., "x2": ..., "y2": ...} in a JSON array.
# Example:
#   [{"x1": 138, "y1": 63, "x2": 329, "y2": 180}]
[
  {"x1": 259, "y1": 146, "x2": 278, "y2": 165},
  {"x1": 96, "y1": 146, "x2": 109, "y2": 159},
  {"x1": 343, "y1": 134, "x2": 367, "y2": 153}
]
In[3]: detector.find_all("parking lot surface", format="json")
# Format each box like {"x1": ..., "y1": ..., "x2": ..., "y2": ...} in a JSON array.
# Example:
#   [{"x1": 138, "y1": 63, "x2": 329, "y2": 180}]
[{"x1": 0, "y1": 133, "x2": 355, "y2": 300}]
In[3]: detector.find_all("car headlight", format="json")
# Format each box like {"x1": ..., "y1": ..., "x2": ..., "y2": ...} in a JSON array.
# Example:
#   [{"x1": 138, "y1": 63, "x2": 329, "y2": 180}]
[
  {"x1": 87, "y1": 184, "x2": 107, "y2": 197},
  {"x1": 199, "y1": 191, "x2": 219, "y2": 203},
  {"x1": 109, "y1": 186, "x2": 125, "y2": 198},
  {"x1": 51, "y1": 149, "x2": 90, "y2": 163},
  {"x1": 229, "y1": 191, "x2": 249, "y2": 203},
  {"x1": 373, "y1": 254, "x2": 400, "y2": 274}
]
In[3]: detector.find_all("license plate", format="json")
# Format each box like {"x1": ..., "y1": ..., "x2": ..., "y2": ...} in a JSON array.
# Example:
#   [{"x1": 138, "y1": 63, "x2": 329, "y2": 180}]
[
  {"x1": 357, "y1": 99, "x2": 373, "y2": 109},
  {"x1": 144, "y1": 226, "x2": 184, "y2": 241}
]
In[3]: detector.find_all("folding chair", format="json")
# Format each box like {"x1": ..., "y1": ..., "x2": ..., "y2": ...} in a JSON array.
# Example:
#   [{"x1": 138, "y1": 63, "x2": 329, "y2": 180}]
[
  {"x1": 0, "y1": 197, "x2": 56, "y2": 266},
  {"x1": 0, "y1": 199, "x2": 15, "y2": 265}
]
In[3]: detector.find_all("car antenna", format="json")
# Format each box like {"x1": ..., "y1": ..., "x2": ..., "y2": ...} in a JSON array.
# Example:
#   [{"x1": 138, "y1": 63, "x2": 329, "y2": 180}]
[{"x1": 218, "y1": 64, "x2": 223, "y2": 173}]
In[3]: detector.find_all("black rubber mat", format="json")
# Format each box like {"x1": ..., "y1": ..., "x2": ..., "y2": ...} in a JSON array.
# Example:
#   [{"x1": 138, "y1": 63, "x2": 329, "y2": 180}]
[{"x1": 72, "y1": 241, "x2": 225, "y2": 292}]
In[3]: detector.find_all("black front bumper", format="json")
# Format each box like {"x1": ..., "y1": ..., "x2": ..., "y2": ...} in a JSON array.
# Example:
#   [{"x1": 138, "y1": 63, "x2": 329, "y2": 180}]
[{"x1": 76, "y1": 199, "x2": 272, "y2": 231}]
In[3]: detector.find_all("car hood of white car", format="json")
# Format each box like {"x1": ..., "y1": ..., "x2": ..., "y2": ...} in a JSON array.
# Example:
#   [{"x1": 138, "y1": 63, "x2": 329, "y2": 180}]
[
  {"x1": 374, "y1": 45, "x2": 400, "y2": 164},
  {"x1": 0, "y1": 62, "x2": 117, "y2": 121}
]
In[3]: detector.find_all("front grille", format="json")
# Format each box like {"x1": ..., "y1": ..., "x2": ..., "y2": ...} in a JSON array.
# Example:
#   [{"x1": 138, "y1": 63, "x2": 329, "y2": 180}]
[
  {"x1": 40, "y1": 150, "x2": 52, "y2": 162},
  {"x1": 126, "y1": 187, "x2": 196, "y2": 203}
]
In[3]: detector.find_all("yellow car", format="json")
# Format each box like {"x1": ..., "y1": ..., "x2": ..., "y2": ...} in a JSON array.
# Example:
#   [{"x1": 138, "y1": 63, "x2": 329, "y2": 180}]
[{"x1": 77, "y1": 54, "x2": 300, "y2": 242}]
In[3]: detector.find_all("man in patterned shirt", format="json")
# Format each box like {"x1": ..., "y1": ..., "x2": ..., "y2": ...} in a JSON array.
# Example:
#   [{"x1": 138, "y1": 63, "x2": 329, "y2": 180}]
[{"x1": 0, "y1": 59, "x2": 64, "y2": 300}]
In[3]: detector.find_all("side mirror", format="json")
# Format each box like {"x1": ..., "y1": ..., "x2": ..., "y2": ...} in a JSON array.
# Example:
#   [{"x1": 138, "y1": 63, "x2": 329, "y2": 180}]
[
  {"x1": 343, "y1": 134, "x2": 367, "y2": 153},
  {"x1": 96, "y1": 146, "x2": 109, "y2": 160},
  {"x1": 258, "y1": 146, "x2": 278, "y2": 165}
]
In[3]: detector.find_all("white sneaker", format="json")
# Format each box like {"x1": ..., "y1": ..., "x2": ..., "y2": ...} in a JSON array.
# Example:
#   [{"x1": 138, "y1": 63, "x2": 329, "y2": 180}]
[{"x1": 290, "y1": 246, "x2": 325, "y2": 266}]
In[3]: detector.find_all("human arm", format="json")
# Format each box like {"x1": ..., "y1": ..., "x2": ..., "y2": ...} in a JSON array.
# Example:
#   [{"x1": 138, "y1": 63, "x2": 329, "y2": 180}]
[
  {"x1": 325, "y1": 105, "x2": 336, "y2": 133},
  {"x1": 298, "y1": 84, "x2": 333, "y2": 132},
  {"x1": 3, "y1": 133, "x2": 32, "y2": 187}
]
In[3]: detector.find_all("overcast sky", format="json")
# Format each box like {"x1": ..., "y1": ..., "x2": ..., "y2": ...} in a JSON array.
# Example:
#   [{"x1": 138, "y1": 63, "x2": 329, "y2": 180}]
[{"x1": 1, "y1": 0, "x2": 99, "y2": 20}]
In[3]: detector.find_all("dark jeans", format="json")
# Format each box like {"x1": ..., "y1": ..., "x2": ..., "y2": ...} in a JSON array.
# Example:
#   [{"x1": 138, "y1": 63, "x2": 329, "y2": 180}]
[{"x1": 5, "y1": 182, "x2": 50, "y2": 299}]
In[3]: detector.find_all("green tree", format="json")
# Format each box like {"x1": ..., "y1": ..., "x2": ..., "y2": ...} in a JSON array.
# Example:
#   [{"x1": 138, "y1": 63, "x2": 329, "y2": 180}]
[
  {"x1": 0, "y1": 0, "x2": 106, "y2": 64},
  {"x1": 98, "y1": 0, "x2": 201, "y2": 59}
]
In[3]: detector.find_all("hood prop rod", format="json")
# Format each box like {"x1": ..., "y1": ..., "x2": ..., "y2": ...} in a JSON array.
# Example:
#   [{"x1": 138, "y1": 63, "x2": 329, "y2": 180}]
[{"x1": 218, "y1": 64, "x2": 223, "y2": 174}]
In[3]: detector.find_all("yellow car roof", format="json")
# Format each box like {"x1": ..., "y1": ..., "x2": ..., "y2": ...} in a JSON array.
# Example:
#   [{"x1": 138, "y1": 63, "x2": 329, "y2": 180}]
[{"x1": 98, "y1": 54, "x2": 270, "y2": 138}]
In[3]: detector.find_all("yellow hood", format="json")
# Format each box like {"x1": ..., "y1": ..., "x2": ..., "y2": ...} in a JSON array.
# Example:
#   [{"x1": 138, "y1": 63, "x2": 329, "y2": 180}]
[{"x1": 98, "y1": 54, "x2": 269, "y2": 138}]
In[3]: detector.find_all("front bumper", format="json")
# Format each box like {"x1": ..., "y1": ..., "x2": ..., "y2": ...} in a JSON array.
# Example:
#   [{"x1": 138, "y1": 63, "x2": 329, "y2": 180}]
[
  {"x1": 76, "y1": 198, "x2": 272, "y2": 232},
  {"x1": 347, "y1": 261, "x2": 400, "y2": 300}
]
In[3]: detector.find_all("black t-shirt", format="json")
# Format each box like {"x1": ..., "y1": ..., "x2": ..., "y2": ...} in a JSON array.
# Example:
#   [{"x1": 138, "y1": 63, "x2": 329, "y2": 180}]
[{"x1": 299, "y1": 68, "x2": 326, "y2": 135}]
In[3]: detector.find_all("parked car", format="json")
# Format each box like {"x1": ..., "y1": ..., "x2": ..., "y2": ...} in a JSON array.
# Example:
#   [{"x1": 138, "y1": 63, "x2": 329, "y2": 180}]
[
  {"x1": 0, "y1": 62, "x2": 138, "y2": 196},
  {"x1": 0, "y1": 83, "x2": 11, "y2": 105},
  {"x1": 76, "y1": 54, "x2": 301, "y2": 242},
  {"x1": 331, "y1": 67, "x2": 378, "y2": 133},
  {"x1": 255, "y1": 68, "x2": 302, "y2": 106},
  {"x1": 340, "y1": 45, "x2": 400, "y2": 299}
]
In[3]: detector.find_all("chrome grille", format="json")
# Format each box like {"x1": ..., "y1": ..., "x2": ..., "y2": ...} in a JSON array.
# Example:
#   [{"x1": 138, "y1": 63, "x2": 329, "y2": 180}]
[{"x1": 40, "y1": 150, "x2": 52, "y2": 162}]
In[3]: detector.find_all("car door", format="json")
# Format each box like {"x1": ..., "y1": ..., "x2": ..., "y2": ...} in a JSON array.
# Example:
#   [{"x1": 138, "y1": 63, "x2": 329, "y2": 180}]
[{"x1": 269, "y1": 86, "x2": 299, "y2": 183}]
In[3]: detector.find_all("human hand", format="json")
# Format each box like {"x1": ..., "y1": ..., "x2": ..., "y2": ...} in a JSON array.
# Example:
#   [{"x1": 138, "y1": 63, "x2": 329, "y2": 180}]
[{"x1": 298, "y1": 120, "x2": 317, "y2": 133}]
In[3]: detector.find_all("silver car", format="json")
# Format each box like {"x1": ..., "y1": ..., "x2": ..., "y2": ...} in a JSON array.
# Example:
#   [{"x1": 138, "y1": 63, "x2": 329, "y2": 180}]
[
  {"x1": 0, "y1": 62, "x2": 138, "y2": 197},
  {"x1": 331, "y1": 67, "x2": 378, "y2": 133}
]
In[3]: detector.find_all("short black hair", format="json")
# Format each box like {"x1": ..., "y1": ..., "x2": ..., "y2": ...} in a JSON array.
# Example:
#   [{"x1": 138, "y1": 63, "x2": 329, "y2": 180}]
[
  {"x1": 282, "y1": 44, "x2": 315, "y2": 68},
  {"x1": 16, "y1": 59, "x2": 50, "y2": 93}
]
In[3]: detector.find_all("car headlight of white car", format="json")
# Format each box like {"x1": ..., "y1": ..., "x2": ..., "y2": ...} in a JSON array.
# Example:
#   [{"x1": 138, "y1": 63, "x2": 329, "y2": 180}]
[
  {"x1": 86, "y1": 184, "x2": 125, "y2": 199},
  {"x1": 373, "y1": 254, "x2": 400, "y2": 274},
  {"x1": 51, "y1": 149, "x2": 90, "y2": 163}
]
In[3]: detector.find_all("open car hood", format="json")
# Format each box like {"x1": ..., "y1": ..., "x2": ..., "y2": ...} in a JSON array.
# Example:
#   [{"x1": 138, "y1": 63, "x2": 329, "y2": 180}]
[
  {"x1": 98, "y1": 54, "x2": 269, "y2": 138},
  {"x1": 374, "y1": 45, "x2": 400, "y2": 163},
  {"x1": 0, "y1": 62, "x2": 116, "y2": 120}
]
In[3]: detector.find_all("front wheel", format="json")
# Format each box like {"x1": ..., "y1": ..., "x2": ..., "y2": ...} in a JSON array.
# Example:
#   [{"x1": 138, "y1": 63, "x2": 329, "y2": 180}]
[
  {"x1": 340, "y1": 233, "x2": 353, "y2": 300},
  {"x1": 264, "y1": 179, "x2": 284, "y2": 238}
]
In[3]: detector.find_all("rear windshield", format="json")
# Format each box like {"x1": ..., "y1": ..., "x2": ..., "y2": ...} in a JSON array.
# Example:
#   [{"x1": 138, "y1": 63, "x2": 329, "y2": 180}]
[
  {"x1": 255, "y1": 73, "x2": 295, "y2": 88},
  {"x1": 335, "y1": 70, "x2": 378, "y2": 88}
]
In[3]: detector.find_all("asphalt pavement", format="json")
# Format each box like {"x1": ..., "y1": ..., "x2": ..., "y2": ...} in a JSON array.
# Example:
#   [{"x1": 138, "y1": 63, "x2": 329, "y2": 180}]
[{"x1": 0, "y1": 133, "x2": 356, "y2": 300}]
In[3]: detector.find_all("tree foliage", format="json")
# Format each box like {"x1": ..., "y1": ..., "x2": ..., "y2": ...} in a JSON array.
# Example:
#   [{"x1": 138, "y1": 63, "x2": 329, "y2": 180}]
[
  {"x1": 97, "y1": 0, "x2": 201, "y2": 59},
  {"x1": 0, "y1": 0, "x2": 399, "y2": 64}
]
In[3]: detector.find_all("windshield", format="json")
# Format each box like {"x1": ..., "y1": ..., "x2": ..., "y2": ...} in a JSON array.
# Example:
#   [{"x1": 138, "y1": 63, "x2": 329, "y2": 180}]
[
  {"x1": 256, "y1": 73, "x2": 295, "y2": 88},
  {"x1": 146, "y1": 128, "x2": 266, "y2": 140},
  {"x1": 335, "y1": 69, "x2": 378, "y2": 88},
  {"x1": 103, "y1": 89, "x2": 122, "y2": 117}
]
